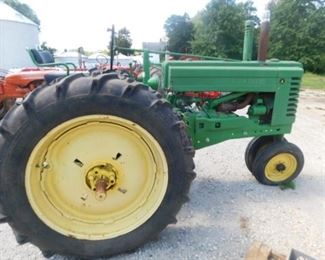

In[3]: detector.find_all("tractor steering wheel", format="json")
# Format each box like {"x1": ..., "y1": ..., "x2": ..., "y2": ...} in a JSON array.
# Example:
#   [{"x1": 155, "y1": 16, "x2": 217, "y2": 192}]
[{"x1": 96, "y1": 54, "x2": 109, "y2": 65}]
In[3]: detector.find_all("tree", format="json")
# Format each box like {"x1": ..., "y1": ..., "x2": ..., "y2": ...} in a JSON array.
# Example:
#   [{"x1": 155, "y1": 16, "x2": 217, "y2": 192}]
[
  {"x1": 191, "y1": 0, "x2": 259, "y2": 59},
  {"x1": 269, "y1": 0, "x2": 325, "y2": 73},
  {"x1": 40, "y1": 42, "x2": 57, "y2": 55},
  {"x1": 4, "y1": 0, "x2": 40, "y2": 26},
  {"x1": 115, "y1": 27, "x2": 133, "y2": 56},
  {"x1": 164, "y1": 13, "x2": 194, "y2": 53}
]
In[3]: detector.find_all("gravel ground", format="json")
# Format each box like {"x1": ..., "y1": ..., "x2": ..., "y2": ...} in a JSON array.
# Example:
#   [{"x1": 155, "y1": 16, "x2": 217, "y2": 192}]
[{"x1": 0, "y1": 89, "x2": 324, "y2": 260}]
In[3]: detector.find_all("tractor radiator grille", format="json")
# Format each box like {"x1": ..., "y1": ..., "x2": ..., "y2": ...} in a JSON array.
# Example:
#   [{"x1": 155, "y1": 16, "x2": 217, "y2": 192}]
[{"x1": 286, "y1": 77, "x2": 301, "y2": 117}]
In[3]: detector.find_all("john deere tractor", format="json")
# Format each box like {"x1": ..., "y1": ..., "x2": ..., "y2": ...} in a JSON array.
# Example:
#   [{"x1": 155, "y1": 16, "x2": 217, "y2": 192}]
[{"x1": 0, "y1": 20, "x2": 304, "y2": 258}]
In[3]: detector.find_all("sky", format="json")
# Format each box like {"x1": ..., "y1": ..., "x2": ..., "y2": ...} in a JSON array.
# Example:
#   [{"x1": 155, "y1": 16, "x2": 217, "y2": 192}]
[{"x1": 19, "y1": 0, "x2": 269, "y2": 52}]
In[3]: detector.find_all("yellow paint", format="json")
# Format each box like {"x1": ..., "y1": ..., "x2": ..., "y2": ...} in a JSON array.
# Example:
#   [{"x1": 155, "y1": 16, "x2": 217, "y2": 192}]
[
  {"x1": 25, "y1": 115, "x2": 168, "y2": 240},
  {"x1": 265, "y1": 153, "x2": 297, "y2": 182}
]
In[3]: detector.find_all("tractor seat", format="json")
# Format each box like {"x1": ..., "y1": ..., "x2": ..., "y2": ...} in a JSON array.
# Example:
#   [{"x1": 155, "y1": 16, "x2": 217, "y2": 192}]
[
  {"x1": 27, "y1": 48, "x2": 77, "y2": 74},
  {"x1": 43, "y1": 72, "x2": 67, "y2": 85},
  {"x1": 30, "y1": 49, "x2": 55, "y2": 64}
]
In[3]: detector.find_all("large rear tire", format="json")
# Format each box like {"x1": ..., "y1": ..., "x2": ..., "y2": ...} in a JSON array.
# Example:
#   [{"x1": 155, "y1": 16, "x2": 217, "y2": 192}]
[
  {"x1": 0, "y1": 99, "x2": 15, "y2": 119},
  {"x1": 0, "y1": 73, "x2": 195, "y2": 258}
]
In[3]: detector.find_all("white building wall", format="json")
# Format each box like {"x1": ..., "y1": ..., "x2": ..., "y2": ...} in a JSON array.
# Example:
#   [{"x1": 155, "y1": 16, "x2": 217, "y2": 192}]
[{"x1": 0, "y1": 20, "x2": 39, "y2": 69}]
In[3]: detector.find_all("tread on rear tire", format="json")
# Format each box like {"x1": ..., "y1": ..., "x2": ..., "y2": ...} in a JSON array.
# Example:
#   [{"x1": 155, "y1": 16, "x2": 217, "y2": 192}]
[{"x1": 0, "y1": 73, "x2": 195, "y2": 258}]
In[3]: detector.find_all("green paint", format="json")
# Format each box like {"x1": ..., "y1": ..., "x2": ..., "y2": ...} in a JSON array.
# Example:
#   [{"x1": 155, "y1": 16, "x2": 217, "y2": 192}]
[
  {"x1": 147, "y1": 76, "x2": 160, "y2": 90},
  {"x1": 143, "y1": 50, "x2": 150, "y2": 84},
  {"x1": 243, "y1": 20, "x2": 254, "y2": 61},
  {"x1": 165, "y1": 60, "x2": 303, "y2": 149},
  {"x1": 114, "y1": 22, "x2": 303, "y2": 151}
]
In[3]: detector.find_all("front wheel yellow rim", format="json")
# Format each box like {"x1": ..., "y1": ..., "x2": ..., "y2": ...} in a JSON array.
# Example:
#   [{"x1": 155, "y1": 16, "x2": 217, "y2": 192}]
[
  {"x1": 25, "y1": 115, "x2": 168, "y2": 240},
  {"x1": 265, "y1": 153, "x2": 297, "y2": 182}
]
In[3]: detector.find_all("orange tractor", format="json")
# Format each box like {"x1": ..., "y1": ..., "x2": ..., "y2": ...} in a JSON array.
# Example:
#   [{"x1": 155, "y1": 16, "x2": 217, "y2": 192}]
[
  {"x1": 0, "y1": 47, "x2": 81, "y2": 117},
  {"x1": 0, "y1": 47, "x2": 149, "y2": 119},
  {"x1": 0, "y1": 68, "x2": 67, "y2": 118}
]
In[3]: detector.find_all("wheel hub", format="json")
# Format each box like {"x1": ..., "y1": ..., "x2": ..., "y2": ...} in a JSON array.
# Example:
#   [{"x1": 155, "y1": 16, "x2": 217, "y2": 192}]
[
  {"x1": 275, "y1": 163, "x2": 286, "y2": 172},
  {"x1": 265, "y1": 153, "x2": 297, "y2": 182},
  {"x1": 25, "y1": 115, "x2": 168, "y2": 240},
  {"x1": 85, "y1": 163, "x2": 118, "y2": 201}
]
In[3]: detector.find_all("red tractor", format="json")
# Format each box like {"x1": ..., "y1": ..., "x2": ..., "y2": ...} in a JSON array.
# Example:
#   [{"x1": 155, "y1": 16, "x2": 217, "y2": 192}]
[{"x1": 0, "y1": 68, "x2": 67, "y2": 118}]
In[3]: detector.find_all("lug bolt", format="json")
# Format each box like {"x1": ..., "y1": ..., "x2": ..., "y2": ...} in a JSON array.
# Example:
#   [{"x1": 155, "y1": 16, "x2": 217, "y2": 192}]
[{"x1": 42, "y1": 161, "x2": 50, "y2": 169}]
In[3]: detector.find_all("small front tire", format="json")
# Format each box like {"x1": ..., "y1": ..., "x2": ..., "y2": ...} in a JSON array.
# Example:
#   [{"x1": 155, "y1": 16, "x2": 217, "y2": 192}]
[
  {"x1": 251, "y1": 141, "x2": 304, "y2": 186},
  {"x1": 245, "y1": 136, "x2": 279, "y2": 173}
]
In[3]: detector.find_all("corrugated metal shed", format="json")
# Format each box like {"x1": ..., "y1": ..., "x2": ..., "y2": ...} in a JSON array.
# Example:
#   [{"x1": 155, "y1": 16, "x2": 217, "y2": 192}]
[{"x1": 0, "y1": 1, "x2": 39, "y2": 69}]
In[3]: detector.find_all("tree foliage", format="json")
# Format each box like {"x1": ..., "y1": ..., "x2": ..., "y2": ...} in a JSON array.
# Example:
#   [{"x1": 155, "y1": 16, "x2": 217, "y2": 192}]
[
  {"x1": 4, "y1": 0, "x2": 40, "y2": 26},
  {"x1": 115, "y1": 27, "x2": 133, "y2": 55},
  {"x1": 191, "y1": 0, "x2": 259, "y2": 59},
  {"x1": 164, "y1": 13, "x2": 194, "y2": 53},
  {"x1": 269, "y1": 0, "x2": 325, "y2": 73}
]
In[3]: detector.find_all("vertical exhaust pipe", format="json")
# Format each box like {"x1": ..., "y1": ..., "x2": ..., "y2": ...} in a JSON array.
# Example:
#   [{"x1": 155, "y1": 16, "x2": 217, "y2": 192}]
[
  {"x1": 243, "y1": 20, "x2": 255, "y2": 61},
  {"x1": 258, "y1": 11, "x2": 270, "y2": 62},
  {"x1": 107, "y1": 25, "x2": 115, "y2": 71}
]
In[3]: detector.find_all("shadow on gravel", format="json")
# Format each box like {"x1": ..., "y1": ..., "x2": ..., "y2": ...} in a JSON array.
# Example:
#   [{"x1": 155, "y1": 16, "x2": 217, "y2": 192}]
[
  {"x1": 188, "y1": 174, "x2": 323, "y2": 210},
  {"x1": 43, "y1": 175, "x2": 323, "y2": 260}
]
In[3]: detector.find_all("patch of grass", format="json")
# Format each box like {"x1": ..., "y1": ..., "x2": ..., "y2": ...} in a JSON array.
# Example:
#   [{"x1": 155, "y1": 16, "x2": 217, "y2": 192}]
[
  {"x1": 279, "y1": 181, "x2": 296, "y2": 190},
  {"x1": 302, "y1": 72, "x2": 325, "y2": 89}
]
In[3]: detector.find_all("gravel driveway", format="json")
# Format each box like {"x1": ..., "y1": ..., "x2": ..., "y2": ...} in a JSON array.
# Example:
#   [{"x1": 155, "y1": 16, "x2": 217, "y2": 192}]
[{"x1": 0, "y1": 89, "x2": 324, "y2": 260}]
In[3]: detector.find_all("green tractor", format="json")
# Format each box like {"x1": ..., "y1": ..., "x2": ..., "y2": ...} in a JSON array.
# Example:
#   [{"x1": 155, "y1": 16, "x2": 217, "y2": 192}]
[{"x1": 0, "y1": 20, "x2": 303, "y2": 258}]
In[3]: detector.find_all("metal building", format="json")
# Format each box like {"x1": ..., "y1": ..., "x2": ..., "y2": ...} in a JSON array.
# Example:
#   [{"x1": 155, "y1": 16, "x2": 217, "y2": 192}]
[{"x1": 0, "y1": 1, "x2": 39, "y2": 70}]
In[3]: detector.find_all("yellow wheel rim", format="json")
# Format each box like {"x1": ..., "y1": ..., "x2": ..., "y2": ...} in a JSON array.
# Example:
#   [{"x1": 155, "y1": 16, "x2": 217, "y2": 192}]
[
  {"x1": 25, "y1": 115, "x2": 168, "y2": 240},
  {"x1": 265, "y1": 153, "x2": 297, "y2": 182}
]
